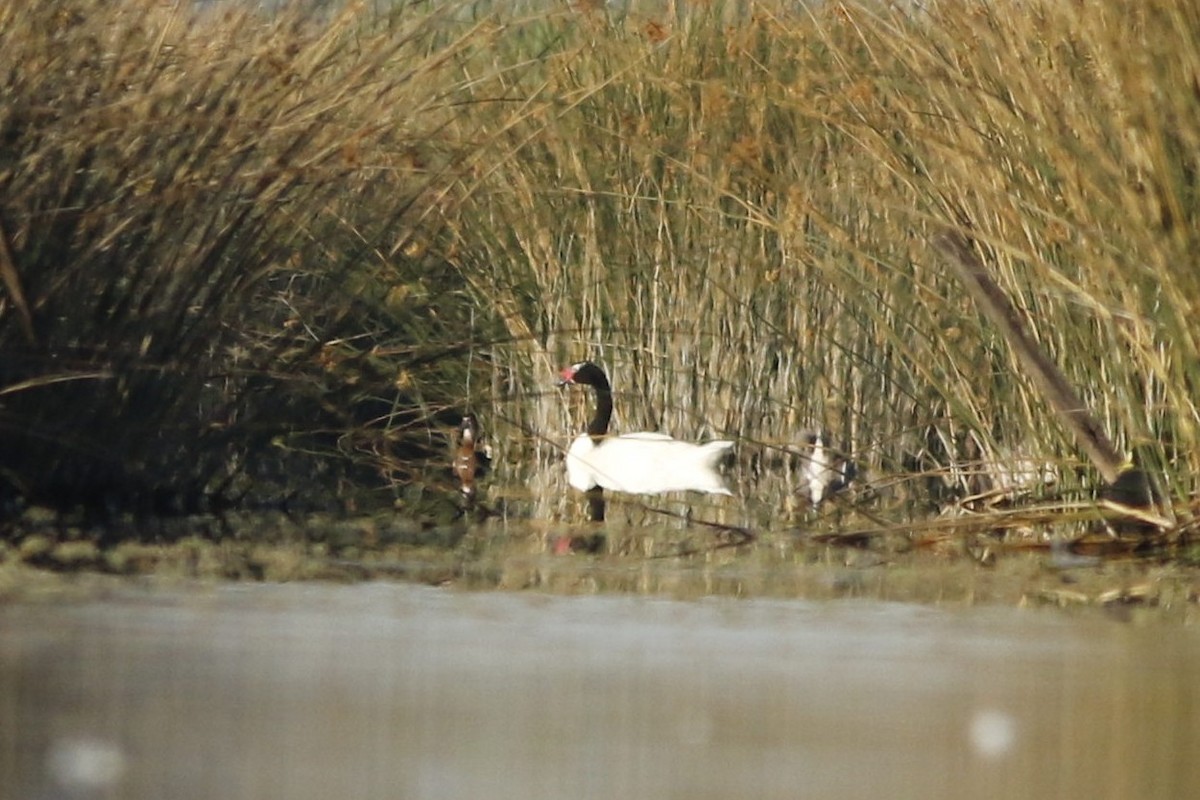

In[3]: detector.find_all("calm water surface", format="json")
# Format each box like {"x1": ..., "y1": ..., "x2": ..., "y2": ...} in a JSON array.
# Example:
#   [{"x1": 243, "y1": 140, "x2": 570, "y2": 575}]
[{"x1": 2, "y1": 580, "x2": 1198, "y2": 800}]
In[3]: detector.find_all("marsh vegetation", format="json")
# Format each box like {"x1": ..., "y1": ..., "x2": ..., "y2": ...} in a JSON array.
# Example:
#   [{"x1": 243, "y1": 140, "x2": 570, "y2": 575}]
[{"x1": 1, "y1": 0, "x2": 1199, "y2": 565}]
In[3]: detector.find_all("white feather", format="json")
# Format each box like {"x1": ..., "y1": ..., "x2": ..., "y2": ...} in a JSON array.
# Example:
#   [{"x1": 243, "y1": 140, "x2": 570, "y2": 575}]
[{"x1": 566, "y1": 434, "x2": 734, "y2": 495}]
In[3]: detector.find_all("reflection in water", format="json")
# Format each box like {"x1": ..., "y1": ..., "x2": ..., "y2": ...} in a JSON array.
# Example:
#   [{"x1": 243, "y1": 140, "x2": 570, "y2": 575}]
[{"x1": 2, "y1": 583, "x2": 1199, "y2": 799}]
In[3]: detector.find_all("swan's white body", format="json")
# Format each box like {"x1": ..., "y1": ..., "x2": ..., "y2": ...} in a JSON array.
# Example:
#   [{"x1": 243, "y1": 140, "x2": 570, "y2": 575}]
[{"x1": 566, "y1": 433, "x2": 734, "y2": 495}]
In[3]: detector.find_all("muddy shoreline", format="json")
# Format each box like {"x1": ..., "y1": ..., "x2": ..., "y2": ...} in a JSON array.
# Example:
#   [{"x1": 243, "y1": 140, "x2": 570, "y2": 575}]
[{"x1": 3, "y1": 503, "x2": 1198, "y2": 623}]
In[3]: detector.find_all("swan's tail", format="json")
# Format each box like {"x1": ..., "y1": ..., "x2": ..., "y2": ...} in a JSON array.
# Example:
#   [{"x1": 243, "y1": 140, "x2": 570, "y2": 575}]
[{"x1": 699, "y1": 440, "x2": 735, "y2": 465}]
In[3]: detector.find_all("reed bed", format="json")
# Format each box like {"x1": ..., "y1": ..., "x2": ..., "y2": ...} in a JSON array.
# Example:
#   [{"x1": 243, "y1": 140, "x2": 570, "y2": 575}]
[
  {"x1": 0, "y1": 0, "x2": 509, "y2": 514},
  {"x1": 1, "y1": 0, "x2": 1197, "y2": 536},
  {"x1": 440, "y1": 0, "x2": 1200, "y2": 529}
]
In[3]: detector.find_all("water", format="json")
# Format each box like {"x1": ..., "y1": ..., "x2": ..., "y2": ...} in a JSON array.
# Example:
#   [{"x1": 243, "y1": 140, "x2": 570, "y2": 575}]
[{"x1": 3, "y1": 581, "x2": 1198, "y2": 800}]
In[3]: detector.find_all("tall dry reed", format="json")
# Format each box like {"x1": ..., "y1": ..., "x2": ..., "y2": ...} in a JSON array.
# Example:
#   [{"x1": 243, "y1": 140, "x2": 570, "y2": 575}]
[
  {"x1": 0, "y1": 0, "x2": 507, "y2": 515},
  {"x1": 4, "y1": 0, "x2": 1197, "y2": 531},
  {"x1": 439, "y1": 0, "x2": 1200, "y2": 523}
]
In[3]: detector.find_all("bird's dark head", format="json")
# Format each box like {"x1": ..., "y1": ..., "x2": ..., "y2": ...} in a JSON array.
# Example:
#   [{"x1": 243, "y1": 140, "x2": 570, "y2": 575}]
[
  {"x1": 802, "y1": 429, "x2": 828, "y2": 448},
  {"x1": 557, "y1": 361, "x2": 609, "y2": 389},
  {"x1": 459, "y1": 414, "x2": 478, "y2": 444}
]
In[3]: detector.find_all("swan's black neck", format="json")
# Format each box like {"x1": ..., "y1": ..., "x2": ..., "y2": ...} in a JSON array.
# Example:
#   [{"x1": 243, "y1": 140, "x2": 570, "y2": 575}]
[
  {"x1": 568, "y1": 362, "x2": 613, "y2": 442},
  {"x1": 586, "y1": 383, "x2": 613, "y2": 441}
]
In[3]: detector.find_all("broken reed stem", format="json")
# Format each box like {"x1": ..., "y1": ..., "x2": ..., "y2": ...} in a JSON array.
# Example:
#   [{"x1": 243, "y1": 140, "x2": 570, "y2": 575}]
[
  {"x1": 0, "y1": 216, "x2": 35, "y2": 345},
  {"x1": 933, "y1": 232, "x2": 1127, "y2": 484}
]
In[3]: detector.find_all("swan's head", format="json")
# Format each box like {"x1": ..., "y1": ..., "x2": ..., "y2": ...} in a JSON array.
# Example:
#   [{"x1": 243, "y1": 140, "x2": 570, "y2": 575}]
[{"x1": 557, "y1": 361, "x2": 609, "y2": 389}]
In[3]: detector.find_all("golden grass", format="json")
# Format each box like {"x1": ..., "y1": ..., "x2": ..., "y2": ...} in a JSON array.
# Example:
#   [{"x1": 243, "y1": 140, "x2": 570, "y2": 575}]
[
  {"x1": 0, "y1": 0, "x2": 510, "y2": 510},
  {"x1": 1, "y1": 0, "x2": 1198, "y2": 532},
  {"x1": 438, "y1": 0, "x2": 1200, "y2": 527}
]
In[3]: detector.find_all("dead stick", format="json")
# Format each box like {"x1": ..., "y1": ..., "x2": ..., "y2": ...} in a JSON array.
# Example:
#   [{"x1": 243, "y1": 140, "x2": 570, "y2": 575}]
[
  {"x1": 933, "y1": 233, "x2": 1127, "y2": 484},
  {"x1": 0, "y1": 216, "x2": 35, "y2": 345}
]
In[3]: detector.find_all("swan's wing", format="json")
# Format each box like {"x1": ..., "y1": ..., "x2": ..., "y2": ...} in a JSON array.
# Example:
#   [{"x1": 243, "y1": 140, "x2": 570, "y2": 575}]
[{"x1": 576, "y1": 436, "x2": 732, "y2": 495}]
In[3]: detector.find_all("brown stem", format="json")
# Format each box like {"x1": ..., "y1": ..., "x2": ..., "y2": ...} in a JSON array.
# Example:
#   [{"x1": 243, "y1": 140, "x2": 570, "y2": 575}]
[
  {"x1": 0, "y1": 216, "x2": 35, "y2": 345},
  {"x1": 933, "y1": 233, "x2": 1126, "y2": 484}
]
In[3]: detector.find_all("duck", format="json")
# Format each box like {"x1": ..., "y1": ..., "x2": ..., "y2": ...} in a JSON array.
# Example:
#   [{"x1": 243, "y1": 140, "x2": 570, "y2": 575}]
[
  {"x1": 453, "y1": 414, "x2": 484, "y2": 501},
  {"x1": 802, "y1": 430, "x2": 856, "y2": 508},
  {"x1": 557, "y1": 361, "x2": 734, "y2": 495}
]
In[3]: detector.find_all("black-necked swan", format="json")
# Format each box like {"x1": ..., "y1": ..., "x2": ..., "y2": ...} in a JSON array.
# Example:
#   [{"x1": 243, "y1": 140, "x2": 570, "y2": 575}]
[{"x1": 557, "y1": 361, "x2": 734, "y2": 495}]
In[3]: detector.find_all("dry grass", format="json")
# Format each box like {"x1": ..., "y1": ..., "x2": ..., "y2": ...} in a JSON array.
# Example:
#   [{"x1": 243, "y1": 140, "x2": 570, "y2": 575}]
[
  {"x1": 0, "y1": 0, "x2": 508, "y2": 513},
  {"x1": 2, "y1": 0, "x2": 1198, "y2": 535},
  {"x1": 438, "y1": 0, "x2": 1200, "y2": 529}
]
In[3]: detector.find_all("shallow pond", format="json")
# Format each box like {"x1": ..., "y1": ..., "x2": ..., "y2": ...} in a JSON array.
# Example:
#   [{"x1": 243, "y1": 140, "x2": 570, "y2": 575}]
[{"x1": 3, "y1": 578, "x2": 1200, "y2": 800}]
